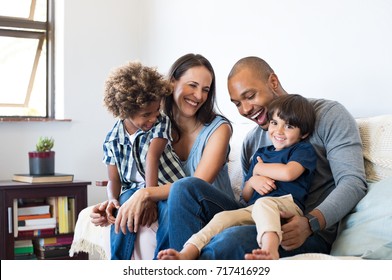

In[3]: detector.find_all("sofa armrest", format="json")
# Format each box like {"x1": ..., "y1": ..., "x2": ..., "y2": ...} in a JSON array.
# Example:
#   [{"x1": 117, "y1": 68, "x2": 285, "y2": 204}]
[{"x1": 69, "y1": 206, "x2": 111, "y2": 259}]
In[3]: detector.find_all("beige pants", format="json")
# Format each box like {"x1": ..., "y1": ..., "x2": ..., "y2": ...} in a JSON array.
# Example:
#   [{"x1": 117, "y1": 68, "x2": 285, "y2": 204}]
[{"x1": 186, "y1": 194, "x2": 303, "y2": 251}]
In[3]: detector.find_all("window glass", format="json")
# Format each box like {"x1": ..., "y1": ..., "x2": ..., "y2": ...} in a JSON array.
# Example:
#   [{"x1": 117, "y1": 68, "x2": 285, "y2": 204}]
[
  {"x1": 0, "y1": 0, "x2": 51, "y2": 118},
  {"x1": 0, "y1": 0, "x2": 46, "y2": 20}
]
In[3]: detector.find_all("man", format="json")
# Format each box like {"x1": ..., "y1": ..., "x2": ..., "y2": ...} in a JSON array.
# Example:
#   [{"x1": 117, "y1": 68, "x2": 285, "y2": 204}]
[{"x1": 165, "y1": 56, "x2": 367, "y2": 259}]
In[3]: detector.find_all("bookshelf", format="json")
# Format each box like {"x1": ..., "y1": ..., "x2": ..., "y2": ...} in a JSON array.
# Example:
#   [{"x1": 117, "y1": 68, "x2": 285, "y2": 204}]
[{"x1": 0, "y1": 180, "x2": 90, "y2": 260}]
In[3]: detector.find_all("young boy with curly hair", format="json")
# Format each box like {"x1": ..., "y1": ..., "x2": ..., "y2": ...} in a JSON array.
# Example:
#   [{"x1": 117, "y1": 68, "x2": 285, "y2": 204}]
[{"x1": 102, "y1": 61, "x2": 185, "y2": 259}]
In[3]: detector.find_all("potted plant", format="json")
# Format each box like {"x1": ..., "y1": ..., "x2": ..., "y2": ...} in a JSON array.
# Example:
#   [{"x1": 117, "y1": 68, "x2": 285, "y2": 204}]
[{"x1": 29, "y1": 137, "x2": 55, "y2": 175}]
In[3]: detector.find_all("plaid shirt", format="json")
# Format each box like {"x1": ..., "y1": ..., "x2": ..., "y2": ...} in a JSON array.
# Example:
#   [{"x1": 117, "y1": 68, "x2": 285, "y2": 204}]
[{"x1": 103, "y1": 114, "x2": 185, "y2": 192}]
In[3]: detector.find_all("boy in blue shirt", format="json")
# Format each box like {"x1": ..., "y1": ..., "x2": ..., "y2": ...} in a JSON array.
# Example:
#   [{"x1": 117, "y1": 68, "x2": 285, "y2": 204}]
[{"x1": 158, "y1": 94, "x2": 316, "y2": 260}]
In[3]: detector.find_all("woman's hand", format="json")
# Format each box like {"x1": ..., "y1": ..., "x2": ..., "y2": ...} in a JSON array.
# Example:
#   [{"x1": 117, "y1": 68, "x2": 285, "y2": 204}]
[
  {"x1": 114, "y1": 188, "x2": 156, "y2": 234},
  {"x1": 139, "y1": 199, "x2": 158, "y2": 227},
  {"x1": 90, "y1": 201, "x2": 112, "y2": 227}
]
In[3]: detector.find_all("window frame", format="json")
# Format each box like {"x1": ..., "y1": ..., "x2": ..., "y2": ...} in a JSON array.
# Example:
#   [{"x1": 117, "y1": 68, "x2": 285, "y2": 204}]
[{"x1": 0, "y1": 0, "x2": 56, "y2": 121}]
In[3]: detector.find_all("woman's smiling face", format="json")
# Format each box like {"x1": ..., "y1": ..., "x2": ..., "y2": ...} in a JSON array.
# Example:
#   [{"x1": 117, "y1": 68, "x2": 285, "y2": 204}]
[{"x1": 172, "y1": 66, "x2": 212, "y2": 118}]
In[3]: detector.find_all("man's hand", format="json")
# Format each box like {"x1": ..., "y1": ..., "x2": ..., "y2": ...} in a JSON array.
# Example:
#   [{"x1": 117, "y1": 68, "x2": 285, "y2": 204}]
[{"x1": 280, "y1": 211, "x2": 312, "y2": 251}]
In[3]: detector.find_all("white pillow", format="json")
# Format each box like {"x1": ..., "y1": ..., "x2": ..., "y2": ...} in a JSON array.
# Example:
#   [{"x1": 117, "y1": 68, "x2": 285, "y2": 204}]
[
  {"x1": 357, "y1": 115, "x2": 392, "y2": 182},
  {"x1": 330, "y1": 177, "x2": 392, "y2": 259}
]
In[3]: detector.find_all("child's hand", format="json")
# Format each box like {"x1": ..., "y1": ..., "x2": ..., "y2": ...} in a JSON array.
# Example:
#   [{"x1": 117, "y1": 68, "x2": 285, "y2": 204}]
[
  {"x1": 90, "y1": 200, "x2": 111, "y2": 227},
  {"x1": 248, "y1": 175, "x2": 276, "y2": 195},
  {"x1": 106, "y1": 199, "x2": 120, "y2": 224},
  {"x1": 252, "y1": 156, "x2": 264, "y2": 176}
]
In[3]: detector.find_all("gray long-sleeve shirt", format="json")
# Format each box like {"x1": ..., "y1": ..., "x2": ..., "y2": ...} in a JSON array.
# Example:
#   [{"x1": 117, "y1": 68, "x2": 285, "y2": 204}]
[{"x1": 241, "y1": 98, "x2": 367, "y2": 246}]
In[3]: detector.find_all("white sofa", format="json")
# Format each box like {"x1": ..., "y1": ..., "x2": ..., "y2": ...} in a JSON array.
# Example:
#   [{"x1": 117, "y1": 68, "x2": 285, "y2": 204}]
[{"x1": 69, "y1": 115, "x2": 392, "y2": 260}]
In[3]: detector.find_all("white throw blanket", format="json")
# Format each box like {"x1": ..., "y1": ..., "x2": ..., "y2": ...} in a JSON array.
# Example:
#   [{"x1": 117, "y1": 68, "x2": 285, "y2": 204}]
[
  {"x1": 69, "y1": 205, "x2": 158, "y2": 259},
  {"x1": 69, "y1": 206, "x2": 111, "y2": 259}
]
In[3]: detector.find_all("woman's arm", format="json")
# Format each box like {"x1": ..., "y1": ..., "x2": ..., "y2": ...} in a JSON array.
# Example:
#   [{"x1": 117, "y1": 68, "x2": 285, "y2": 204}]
[{"x1": 193, "y1": 123, "x2": 232, "y2": 183}]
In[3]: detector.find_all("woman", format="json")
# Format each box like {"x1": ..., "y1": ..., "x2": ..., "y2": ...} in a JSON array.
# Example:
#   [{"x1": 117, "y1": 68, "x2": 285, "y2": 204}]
[{"x1": 90, "y1": 53, "x2": 234, "y2": 259}]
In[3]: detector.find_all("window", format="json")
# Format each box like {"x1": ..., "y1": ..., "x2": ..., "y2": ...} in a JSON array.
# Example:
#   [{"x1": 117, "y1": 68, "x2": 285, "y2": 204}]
[{"x1": 0, "y1": 0, "x2": 54, "y2": 119}]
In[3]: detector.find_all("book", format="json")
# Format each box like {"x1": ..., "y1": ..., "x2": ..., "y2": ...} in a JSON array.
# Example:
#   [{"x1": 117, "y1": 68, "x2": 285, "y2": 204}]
[
  {"x1": 58, "y1": 196, "x2": 69, "y2": 233},
  {"x1": 68, "y1": 197, "x2": 76, "y2": 231},
  {"x1": 14, "y1": 245, "x2": 34, "y2": 255},
  {"x1": 36, "y1": 236, "x2": 73, "y2": 247},
  {"x1": 18, "y1": 198, "x2": 46, "y2": 205},
  {"x1": 18, "y1": 213, "x2": 51, "y2": 221},
  {"x1": 18, "y1": 204, "x2": 50, "y2": 216},
  {"x1": 14, "y1": 240, "x2": 34, "y2": 255},
  {"x1": 18, "y1": 217, "x2": 56, "y2": 227},
  {"x1": 18, "y1": 224, "x2": 56, "y2": 231},
  {"x1": 14, "y1": 239, "x2": 33, "y2": 247},
  {"x1": 47, "y1": 197, "x2": 58, "y2": 227},
  {"x1": 13, "y1": 199, "x2": 18, "y2": 237},
  {"x1": 17, "y1": 228, "x2": 55, "y2": 237},
  {"x1": 35, "y1": 244, "x2": 71, "y2": 259},
  {"x1": 12, "y1": 173, "x2": 74, "y2": 183}
]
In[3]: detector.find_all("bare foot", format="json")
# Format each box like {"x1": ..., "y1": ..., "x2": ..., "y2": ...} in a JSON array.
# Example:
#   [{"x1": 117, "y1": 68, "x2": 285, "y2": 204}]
[
  {"x1": 157, "y1": 249, "x2": 187, "y2": 260},
  {"x1": 244, "y1": 248, "x2": 279, "y2": 260}
]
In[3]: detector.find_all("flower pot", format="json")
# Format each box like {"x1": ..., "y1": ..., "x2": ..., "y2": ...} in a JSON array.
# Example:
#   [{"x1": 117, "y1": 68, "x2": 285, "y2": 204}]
[{"x1": 28, "y1": 151, "x2": 55, "y2": 175}]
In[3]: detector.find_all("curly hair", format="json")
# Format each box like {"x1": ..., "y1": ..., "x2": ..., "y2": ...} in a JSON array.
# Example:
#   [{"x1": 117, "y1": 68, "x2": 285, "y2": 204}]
[{"x1": 103, "y1": 61, "x2": 172, "y2": 119}]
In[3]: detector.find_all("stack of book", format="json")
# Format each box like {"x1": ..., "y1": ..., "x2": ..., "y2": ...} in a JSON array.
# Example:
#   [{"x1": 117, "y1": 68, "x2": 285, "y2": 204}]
[
  {"x1": 12, "y1": 173, "x2": 74, "y2": 184},
  {"x1": 13, "y1": 196, "x2": 76, "y2": 237},
  {"x1": 14, "y1": 240, "x2": 37, "y2": 260},
  {"x1": 33, "y1": 236, "x2": 73, "y2": 259},
  {"x1": 14, "y1": 200, "x2": 56, "y2": 238}
]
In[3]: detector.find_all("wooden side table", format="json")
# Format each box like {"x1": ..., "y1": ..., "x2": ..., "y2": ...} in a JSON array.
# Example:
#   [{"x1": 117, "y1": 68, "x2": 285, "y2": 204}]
[{"x1": 0, "y1": 180, "x2": 90, "y2": 260}]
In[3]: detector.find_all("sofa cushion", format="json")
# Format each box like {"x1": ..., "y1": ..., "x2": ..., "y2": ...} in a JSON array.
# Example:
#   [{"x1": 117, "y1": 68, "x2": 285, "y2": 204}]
[
  {"x1": 357, "y1": 115, "x2": 392, "y2": 182},
  {"x1": 330, "y1": 176, "x2": 392, "y2": 259}
]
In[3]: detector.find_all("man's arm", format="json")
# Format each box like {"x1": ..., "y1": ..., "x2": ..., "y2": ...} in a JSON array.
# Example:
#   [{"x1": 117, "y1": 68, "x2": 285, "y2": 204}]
[{"x1": 312, "y1": 102, "x2": 367, "y2": 228}]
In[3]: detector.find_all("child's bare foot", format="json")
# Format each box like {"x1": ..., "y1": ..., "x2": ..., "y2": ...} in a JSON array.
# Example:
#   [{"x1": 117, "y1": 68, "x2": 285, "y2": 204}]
[
  {"x1": 158, "y1": 244, "x2": 200, "y2": 260},
  {"x1": 244, "y1": 248, "x2": 279, "y2": 260},
  {"x1": 157, "y1": 249, "x2": 188, "y2": 260}
]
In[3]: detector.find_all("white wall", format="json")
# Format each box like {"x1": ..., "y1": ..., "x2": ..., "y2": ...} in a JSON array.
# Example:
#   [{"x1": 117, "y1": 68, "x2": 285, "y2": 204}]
[
  {"x1": 141, "y1": 0, "x2": 392, "y2": 123},
  {"x1": 1, "y1": 0, "x2": 391, "y2": 205}
]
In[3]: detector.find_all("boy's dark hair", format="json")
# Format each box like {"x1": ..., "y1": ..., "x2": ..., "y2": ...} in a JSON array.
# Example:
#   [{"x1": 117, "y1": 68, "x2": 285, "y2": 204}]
[
  {"x1": 103, "y1": 61, "x2": 172, "y2": 119},
  {"x1": 267, "y1": 94, "x2": 316, "y2": 138}
]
